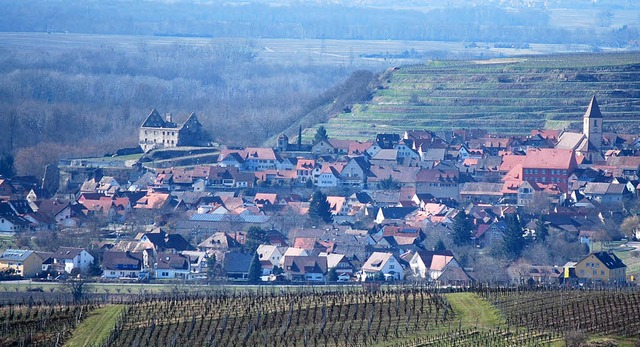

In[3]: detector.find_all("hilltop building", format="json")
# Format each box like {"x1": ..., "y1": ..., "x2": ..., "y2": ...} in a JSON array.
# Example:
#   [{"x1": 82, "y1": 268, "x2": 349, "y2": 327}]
[{"x1": 139, "y1": 109, "x2": 211, "y2": 152}]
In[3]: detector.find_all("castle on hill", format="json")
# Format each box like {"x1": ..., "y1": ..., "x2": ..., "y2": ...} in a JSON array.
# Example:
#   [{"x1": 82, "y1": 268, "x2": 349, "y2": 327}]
[{"x1": 138, "y1": 109, "x2": 212, "y2": 152}]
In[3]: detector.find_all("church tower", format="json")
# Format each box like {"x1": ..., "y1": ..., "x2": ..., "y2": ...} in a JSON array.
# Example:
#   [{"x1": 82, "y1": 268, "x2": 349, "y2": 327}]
[{"x1": 583, "y1": 95, "x2": 603, "y2": 150}]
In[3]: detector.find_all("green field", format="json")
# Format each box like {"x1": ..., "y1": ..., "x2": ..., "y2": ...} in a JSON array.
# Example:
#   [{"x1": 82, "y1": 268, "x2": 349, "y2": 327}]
[
  {"x1": 310, "y1": 52, "x2": 640, "y2": 140},
  {"x1": 65, "y1": 305, "x2": 125, "y2": 347}
]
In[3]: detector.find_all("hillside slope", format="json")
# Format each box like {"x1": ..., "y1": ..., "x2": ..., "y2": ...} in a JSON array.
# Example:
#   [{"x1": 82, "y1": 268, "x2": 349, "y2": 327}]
[{"x1": 315, "y1": 52, "x2": 640, "y2": 140}]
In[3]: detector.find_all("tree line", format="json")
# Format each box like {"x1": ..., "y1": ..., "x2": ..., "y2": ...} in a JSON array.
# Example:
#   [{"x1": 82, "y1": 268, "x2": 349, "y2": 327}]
[
  {"x1": 0, "y1": 1, "x2": 636, "y2": 45},
  {"x1": 0, "y1": 40, "x2": 365, "y2": 178}
]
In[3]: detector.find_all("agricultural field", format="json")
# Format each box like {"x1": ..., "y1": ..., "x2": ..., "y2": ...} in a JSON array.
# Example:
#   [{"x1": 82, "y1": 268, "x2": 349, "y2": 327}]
[
  {"x1": 0, "y1": 301, "x2": 101, "y2": 346},
  {"x1": 2, "y1": 286, "x2": 640, "y2": 346},
  {"x1": 314, "y1": 52, "x2": 640, "y2": 141},
  {"x1": 24, "y1": 286, "x2": 634, "y2": 347}
]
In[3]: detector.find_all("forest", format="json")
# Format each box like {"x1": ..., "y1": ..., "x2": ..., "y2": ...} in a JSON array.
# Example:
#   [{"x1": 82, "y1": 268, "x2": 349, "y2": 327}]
[{"x1": 0, "y1": 38, "x2": 376, "y2": 178}]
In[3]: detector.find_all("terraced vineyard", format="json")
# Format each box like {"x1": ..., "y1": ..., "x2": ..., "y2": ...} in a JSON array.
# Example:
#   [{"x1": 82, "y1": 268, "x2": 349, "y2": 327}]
[{"x1": 319, "y1": 52, "x2": 640, "y2": 140}]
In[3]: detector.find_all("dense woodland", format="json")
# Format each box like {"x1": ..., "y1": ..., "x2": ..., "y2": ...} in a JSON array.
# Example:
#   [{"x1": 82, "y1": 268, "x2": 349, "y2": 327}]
[{"x1": 0, "y1": 40, "x2": 374, "y2": 177}]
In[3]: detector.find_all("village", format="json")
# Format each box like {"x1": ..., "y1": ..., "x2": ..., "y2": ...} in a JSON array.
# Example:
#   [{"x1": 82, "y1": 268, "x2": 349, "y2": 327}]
[{"x1": 0, "y1": 96, "x2": 638, "y2": 287}]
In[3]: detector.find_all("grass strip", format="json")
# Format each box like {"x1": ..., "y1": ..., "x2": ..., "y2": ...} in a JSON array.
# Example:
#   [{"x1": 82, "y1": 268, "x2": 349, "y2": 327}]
[{"x1": 65, "y1": 304, "x2": 125, "y2": 347}]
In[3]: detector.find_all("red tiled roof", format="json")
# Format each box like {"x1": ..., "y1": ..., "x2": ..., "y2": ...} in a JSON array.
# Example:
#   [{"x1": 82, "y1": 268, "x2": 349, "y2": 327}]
[
  {"x1": 523, "y1": 148, "x2": 575, "y2": 170},
  {"x1": 499, "y1": 155, "x2": 525, "y2": 173}
]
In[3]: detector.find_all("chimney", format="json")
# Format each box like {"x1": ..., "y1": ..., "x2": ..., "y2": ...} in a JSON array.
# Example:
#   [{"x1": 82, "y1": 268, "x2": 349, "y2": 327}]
[{"x1": 165, "y1": 113, "x2": 172, "y2": 123}]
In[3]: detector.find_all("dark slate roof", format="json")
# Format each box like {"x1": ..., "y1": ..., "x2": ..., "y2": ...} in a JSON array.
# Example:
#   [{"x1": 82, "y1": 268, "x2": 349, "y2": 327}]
[
  {"x1": 592, "y1": 252, "x2": 626, "y2": 269},
  {"x1": 376, "y1": 133, "x2": 401, "y2": 149},
  {"x1": 584, "y1": 95, "x2": 603, "y2": 119},
  {"x1": 223, "y1": 252, "x2": 253, "y2": 274},
  {"x1": 283, "y1": 256, "x2": 328, "y2": 275},
  {"x1": 379, "y1": 207, "x2": 417, "y2": 220},
  {"x1": 36, "y1": 199, "x2": 70, "y2": 217},
  {"x1": 54, "y1": 247, "x2": 85, "y2": 260},
  {"x1": 156, "y1": 253, "x2": 189, "y2": 270},
  {"x1": 102, "y1": 251, "x2": 143, "y2": 271},
  {"x1": 7, "y1": 200, "x2": 33, "y2": 215},
  {"x1": 143, "y1": 231, "x2": 196, "y2": 252},
  {"x1": 141, "y1": 109, "x2": 178, "y2": 128}
]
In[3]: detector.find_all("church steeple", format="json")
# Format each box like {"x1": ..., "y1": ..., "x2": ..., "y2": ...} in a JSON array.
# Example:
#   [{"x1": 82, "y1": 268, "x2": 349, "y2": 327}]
[{"x1": 583, "y1": 95, "x2": 602, "y2": 150}]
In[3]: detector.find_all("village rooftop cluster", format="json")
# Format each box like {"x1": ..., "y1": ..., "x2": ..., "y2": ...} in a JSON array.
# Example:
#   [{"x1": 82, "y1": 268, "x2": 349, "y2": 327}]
[{"x1": 0, "y1": 96, "x2": 638, "y2": 286}]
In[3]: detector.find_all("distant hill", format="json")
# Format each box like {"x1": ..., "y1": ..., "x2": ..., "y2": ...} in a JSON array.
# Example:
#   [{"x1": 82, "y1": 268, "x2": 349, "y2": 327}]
[{"x1": 313, "y1": 52, "x2": 640, "y2": 140}]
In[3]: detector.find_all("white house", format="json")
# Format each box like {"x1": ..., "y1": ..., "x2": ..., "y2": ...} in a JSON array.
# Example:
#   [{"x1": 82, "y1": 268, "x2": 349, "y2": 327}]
[
  {"x1": 409, "y1": 250, "x2": 473, "y2": 286},
  {"x1": 181, "y1": 250, "x2": 209, "y2": 278},
  {"x1": 54, "y1": 247, "x2": 94, "y2": 274},
  {"x1": 257, "y1": 245, "x2": 283, "y2": 269},
  {"x1": 316, "y1": 166, "x2": 341, "y2": 187},
  {"x1": 155, "y1": 253, "x2": 190, "y2": 279},
  {"x1": 359, "y1": 252, "x2": 402, "y2": 281}
]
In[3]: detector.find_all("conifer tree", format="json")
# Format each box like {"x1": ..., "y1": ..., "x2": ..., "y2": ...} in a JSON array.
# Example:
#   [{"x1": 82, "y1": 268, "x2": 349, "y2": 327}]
[
  {"x1": 452, "y1": 211, "x2": 472, "y2": 246},
  {"x1": 313, "y1": 126, "x2": 329, "y2": 144},
  {"x1": 309, "y1": 190, "x2": 333, "y2": 224},
  {"x1": 248, "y1": 252, "x2": 262, "y2": 283},
  {"x1": 503, "y1": 213, "x2": 526, "y2": 259}
]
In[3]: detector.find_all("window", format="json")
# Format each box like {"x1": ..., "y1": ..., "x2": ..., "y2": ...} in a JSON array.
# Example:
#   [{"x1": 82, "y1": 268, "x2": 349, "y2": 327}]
[
  {"x1": 389, "y1": 265, "x2": 395, "y2": 269},
  {"x1": 580, "y1": 269, "x2": 584, "y2": 275}
]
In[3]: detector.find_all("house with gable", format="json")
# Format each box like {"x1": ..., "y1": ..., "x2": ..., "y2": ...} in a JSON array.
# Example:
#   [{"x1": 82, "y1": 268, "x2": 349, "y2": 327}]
[
  {"x1": 257, "y1": 244, "x2": 283, "y2": 272},
  {"x1": 582, "y1": 182, "x2": 628, "y2": 204},
  {"x1": 137, "y1": 229, "x2": 196, "y2": 254},
  {"x1": 359, "y1": 252, "x2": 402, "y2": 281},
  {"x1": 311, "y1": 139, "x2": 335, "y2": 155},
  {"x1": 283, "y1": 255, "x2": 328, "y2": 282},
  {"x1": 316, "y1": 165, "x2": 342, "y2": 187},
  {"x1": 0, "y1": 249, "x2": 43, "y2": 278},
  {"x1": 375, "y1": 207, "x2": 418, "y2": 224},
  {"x1": 326, "y1": 196, "x2": 350, "y2": 216},
  {"x1": 36, "y1": 199, "x2": 73, "y2": 224},
  {"x1": 102, "y1": 251, "x2": 147, "y2": 279},
  {"x1": 155, "y1": 252, "x2": 190, "y2": 279},
  {"x1": 0, "y1": 179, "x2": 16, "y2": 197},
  {"x1": 198, "y1": 232, "x2": 243, "y2": 256},
  {"x1": 409, "y1": 250, "x2": 473, "y2": 286},
  {"x1": 320, "y1": 252, "x2": 356, "y2": 278},
  {"x1": 340, "y1": 156, "x2": 370, "y2": 187},
  {"x1": 295, "y1": 158, "x2": 316, "y2": 184},
  {"x1": 574, "y1": 251, "x2": 626, "y2": 284},
  {"x1": 0, "y1": 202, "x2": 31, "y2": 233},
  {"x1": 53, "y1": 247, "x2": 94, "y2": 274}
]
